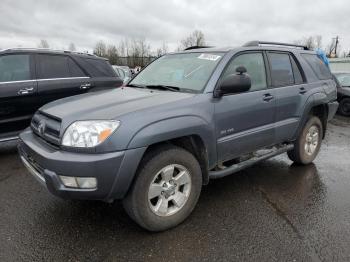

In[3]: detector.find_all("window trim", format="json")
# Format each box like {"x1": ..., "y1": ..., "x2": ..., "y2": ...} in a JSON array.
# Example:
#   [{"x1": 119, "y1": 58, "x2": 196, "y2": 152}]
[
  {"x1": 266, "y1": 51, "x2": 301, "y2": 88},
  {"x1": 214, "y1": 50, "x2": 270, "y2": 95},
  {"x1": 0, "y1": 53, "x2": 34, "y2": 83}
]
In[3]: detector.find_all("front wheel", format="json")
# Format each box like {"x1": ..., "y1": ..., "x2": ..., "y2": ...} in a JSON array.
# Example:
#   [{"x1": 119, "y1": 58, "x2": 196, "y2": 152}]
[
  {"x1": 123, "y1": 145, "x2": 202, "y2": 231},
  {"x1": 287, "y1": 116, "x2": 323, "y2": 165}
]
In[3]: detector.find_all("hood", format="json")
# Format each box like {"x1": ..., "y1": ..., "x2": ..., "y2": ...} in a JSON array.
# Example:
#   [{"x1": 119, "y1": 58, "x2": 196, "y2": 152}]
[{"x1": 39, "y1": 87, "x2": 195, "y2": 121}]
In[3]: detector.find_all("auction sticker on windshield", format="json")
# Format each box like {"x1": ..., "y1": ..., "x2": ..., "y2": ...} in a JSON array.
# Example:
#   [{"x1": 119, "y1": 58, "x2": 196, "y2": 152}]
[{"x1": 198, "y1": 53, "x2": 221, "y2": 61}]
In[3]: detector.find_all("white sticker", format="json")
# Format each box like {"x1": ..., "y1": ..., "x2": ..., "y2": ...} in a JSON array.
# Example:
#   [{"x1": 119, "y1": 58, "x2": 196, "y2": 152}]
[{"x1": 198, "y1": 53, "x2": 221, "y2": 61}]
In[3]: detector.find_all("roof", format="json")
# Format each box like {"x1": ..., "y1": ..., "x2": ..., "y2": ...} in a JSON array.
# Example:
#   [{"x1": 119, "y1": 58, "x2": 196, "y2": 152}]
[{"x1": 0, "y1": 48, "x2": 106, "y2": 60}]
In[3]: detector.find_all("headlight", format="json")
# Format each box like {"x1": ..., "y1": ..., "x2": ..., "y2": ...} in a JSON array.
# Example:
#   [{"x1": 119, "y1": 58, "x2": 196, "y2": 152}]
[{"x1": 62, "y1": 120, "x2": 120, "y2": 148}]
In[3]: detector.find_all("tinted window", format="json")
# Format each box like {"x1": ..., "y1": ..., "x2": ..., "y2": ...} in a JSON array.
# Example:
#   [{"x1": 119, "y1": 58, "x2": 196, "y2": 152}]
[
  {"x1": 290, "y1": 56, "x2": 304, "y2": 84},
  {"x1": 302, "y1": 54, "x2": 332, "y2": 80},
  {"x1": 0, "y1": 55, "x2": 30, "y2": 82},
  {"x1": 68, "y1": 58, "x2": 86, "y2": 77},
  {"x1": 37, "y1": 55, "x2": 70, "y2": 79},
  {"x1": 82, "y1": 58, "x2": 116, "y2": 77},
  {"x1": 223, "y1": 53, "x2": 267, "y2": 91},
  {"x1": 268, "y1": 53, "x2": 294, "y2": 86}
]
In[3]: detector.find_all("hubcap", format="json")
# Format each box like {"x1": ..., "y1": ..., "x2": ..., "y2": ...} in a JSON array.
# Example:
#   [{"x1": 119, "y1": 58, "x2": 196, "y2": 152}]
[
  {"x1": 148, "y1": 164, "x2": 191, "y2": 217},
  {"x1": 304, "y1": 125, "x2": 319, "y2": 156}
]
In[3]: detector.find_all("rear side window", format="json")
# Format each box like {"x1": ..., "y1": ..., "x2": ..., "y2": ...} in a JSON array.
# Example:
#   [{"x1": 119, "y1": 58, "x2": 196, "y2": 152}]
[
  {"x1": 37, "y1": 55, "x2": 70, "y2": 79},
  {"x1": 81, "y1": 58, "x2": 116, "y2": 77},
  {"x1": 0, "y1": 55, "x2": 31, "y2": 82},
  {"x1": 302, "y1": 54, "x2": 332, "y2": 80},
  {"x1": 268, "y1": 53, "x2": 294, "y2": 86},
  {"x1": 68, "y1": 58, "x2": 86, "y2": 77}
]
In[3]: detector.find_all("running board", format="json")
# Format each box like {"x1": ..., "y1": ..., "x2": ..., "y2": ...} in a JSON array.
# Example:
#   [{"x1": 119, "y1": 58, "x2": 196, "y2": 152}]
[{"x1": 209, "y1": 144, "x2": 294, "y2": 179}]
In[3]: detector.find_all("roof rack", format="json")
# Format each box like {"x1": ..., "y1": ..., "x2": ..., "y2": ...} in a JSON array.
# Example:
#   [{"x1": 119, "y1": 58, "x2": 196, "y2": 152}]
[
  {"x1": 184, "y1": 45, "x2": 214, "y2": 50},
  {"x1": 1, "y1": 47, "x2": 96, "y2": 56},
  {"x1": 243, "y1": 41, "x2": 309, "y2": 50}
]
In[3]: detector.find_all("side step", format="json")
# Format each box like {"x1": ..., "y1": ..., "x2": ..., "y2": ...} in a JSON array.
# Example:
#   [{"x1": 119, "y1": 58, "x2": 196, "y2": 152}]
[{"x1": 209, "y1": 144, "x2": 294, "y2": 179}]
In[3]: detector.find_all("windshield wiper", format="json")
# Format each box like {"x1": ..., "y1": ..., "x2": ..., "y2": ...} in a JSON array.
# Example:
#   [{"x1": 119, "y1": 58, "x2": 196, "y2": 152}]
[
  {"x1": 127, "y1": 83, "x2": 146, "y2": 88},
  {"x1": 144, "y1": 85, "x2": 180, "y2": 92}
]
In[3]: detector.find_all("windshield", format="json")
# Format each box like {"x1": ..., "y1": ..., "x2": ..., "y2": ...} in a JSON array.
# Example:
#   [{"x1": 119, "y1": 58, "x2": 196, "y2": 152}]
[
  {"x1": 129, "y1": 52, "x2": 224, "y2": 93},
  {"x1": 334, "y1": 73, "x2": 350, "y2": 87}
]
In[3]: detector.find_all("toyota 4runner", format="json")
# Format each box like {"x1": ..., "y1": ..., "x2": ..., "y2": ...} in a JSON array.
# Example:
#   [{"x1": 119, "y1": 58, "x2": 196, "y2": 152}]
[{"x1": 18, "y1": 41, "x2": 338, "y2": 231}]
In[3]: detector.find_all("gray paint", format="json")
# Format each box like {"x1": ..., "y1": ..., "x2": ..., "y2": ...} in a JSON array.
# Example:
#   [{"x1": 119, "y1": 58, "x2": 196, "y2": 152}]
[{"x1": 19, "y1": 45, "x2": 338, "y2": 200}]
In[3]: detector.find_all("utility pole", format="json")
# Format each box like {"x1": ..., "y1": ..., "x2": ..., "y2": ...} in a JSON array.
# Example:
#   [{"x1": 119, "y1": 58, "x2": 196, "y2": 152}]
[{"x1": 334, "y1": 36, "x2": 339, "y2": 57}]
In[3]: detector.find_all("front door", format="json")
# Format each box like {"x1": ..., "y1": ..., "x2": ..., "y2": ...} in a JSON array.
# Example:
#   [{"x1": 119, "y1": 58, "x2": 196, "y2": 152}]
[
  {"x1": 0, "y1": 54, "x2": 38, "y2": 135},
  {"x1": 214, "y1": 52, "x2": 276, "y2": 162}
]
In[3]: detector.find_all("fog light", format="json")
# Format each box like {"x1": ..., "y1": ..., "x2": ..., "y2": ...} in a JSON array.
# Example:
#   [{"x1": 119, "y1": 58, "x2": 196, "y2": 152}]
[
  {"x1": 76, "y1": 177, "x2": 97, "y2": 189},
  {"x1": 60, "y1": 176, "x2": 78, "y2": 188},
  {"x1": 59, "y1": 176, "x2": 97, "y2": 189}
]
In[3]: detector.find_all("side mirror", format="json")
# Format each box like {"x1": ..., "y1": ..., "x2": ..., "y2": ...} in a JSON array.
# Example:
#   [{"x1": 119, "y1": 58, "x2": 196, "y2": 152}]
[{"x1": 216, "y1": 66, "x2": 251, "y2": 96}]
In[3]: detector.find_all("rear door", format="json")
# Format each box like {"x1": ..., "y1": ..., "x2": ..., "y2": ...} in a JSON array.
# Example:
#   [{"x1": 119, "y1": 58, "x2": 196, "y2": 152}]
[
  {"x1": 36, "y1": 54, "x2": 92, "y2": 107},
  {"x1": 214, "y1": 52, "x2": 276, "y2": 162},
  {"x1": 0, "y1": 54, "x2": 38, "y2": 134},
  {"x1": 78, "y1": 57, "x2": 122, "y2": 90},
  {"x1": 267, "y1": 52, "x2": 307, "y2": 143}
]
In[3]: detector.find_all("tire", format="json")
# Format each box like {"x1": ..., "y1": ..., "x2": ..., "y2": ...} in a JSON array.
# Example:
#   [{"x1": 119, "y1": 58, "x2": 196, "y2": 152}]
[
  {"x1": 338, "y1": 97, "x2": 350, "y2": 116},
  {"x1": 287, "y1": 116, "x2": 323, "y2": 165},
  {"x1": 123, "y1": 145, "x2": 202, "y2": 231}
]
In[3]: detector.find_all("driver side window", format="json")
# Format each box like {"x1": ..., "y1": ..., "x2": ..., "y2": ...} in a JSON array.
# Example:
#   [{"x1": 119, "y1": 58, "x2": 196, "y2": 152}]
[{"x1": 223, "y1": 53, "x2": 267, "y2": 91}]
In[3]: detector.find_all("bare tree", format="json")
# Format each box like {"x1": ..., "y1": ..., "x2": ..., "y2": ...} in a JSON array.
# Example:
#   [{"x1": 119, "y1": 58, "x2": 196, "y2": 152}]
[
  {"x1": 179, "y1": 30, "x2": 206, "y2": 50},
  {"x1": 68, "y1": 42, "x2": 76, "y2": 51},
  {"x1": 93, "y1": 41, "x2": 107, "y2": 57},
  {"x1": 38, "y1": 39, "x2": 50, "y2": 48},
  {"x1": 294, "y1": 35, "x2": 322, "y2": 50},
  {"x1": 106, "y1": 45, "x2": 119, "y2": 65},
  {"x1": 315, "y1": 35, "x2": 322, "y2": 49}
]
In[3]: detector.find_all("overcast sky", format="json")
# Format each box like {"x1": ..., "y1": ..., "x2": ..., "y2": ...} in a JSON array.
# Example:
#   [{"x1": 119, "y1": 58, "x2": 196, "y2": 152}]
[{"x1": 1, "y1": 0, "x2": 350, "y2": 54}]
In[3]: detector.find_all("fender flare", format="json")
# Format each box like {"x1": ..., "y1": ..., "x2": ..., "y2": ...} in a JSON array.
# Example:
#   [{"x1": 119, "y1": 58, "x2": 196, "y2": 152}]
[
  {"x1": 127, "y1": 115, "x2": 217, "y2": 167},
  {"x1": 294, "y1": 92, "x2": 328, "y2": 139}
]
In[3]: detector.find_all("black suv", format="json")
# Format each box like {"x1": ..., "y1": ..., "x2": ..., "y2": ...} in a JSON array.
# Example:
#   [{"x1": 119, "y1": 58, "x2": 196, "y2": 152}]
[{"x1": 0, "y1": 48, "x2": 122, "y2": 142}]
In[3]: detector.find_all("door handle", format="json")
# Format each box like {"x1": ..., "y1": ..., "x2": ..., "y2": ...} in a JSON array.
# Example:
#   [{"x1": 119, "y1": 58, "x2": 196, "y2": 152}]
[
  {"x1": 18, "y1": 87, "x2": 34, "y2": 95},
  {"x1": 262, "y1": 93, "x2": 274, "y2": 102},
  {"x1": 80, "y1": 83, "x2": 91, "y2": 90},
  {"x1": 299, "y1": 87, "x2": 307, "y2": 94}
]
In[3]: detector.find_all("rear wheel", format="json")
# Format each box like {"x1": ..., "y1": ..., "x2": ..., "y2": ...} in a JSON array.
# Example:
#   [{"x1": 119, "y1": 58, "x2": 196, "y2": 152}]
[
  {"x1": 123, "y1": 145, "x2": 202, "y2": 231},
  {"x1": 338, "y1": 97, "x2": 350, "y2": 116},
  {"x1": 287, "y1": 116, "x2": 323, "y2": 165}
]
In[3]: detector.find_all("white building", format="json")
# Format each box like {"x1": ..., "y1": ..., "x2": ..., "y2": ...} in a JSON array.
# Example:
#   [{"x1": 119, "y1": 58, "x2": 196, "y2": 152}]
[{"x1": 329, "y1": 58, "x2": 350, "y2": 72}]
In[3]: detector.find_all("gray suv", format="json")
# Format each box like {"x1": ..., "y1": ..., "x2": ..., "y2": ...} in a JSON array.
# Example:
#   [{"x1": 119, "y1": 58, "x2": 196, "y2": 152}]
[{"x1": 18, "y1": 41, "x2": 338, "y2": 231}]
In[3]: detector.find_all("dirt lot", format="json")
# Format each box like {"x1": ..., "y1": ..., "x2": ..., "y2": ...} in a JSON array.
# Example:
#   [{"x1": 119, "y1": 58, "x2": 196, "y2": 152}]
[{"x1": 0, "y1": 116, "x2": 349, "y2": 262}]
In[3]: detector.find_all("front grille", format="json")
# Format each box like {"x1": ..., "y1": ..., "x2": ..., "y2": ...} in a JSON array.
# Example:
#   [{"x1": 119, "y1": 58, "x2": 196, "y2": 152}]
[{"x1": 31, "y1": 111, "x2": 62, "y2": 146}]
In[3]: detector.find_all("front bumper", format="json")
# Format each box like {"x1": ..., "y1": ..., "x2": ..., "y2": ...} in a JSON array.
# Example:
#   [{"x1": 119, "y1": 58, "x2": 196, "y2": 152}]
[{"x1": 18, "y1": 129, "x2": 146, "y2": 201}]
